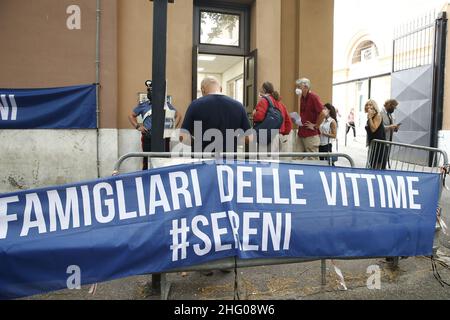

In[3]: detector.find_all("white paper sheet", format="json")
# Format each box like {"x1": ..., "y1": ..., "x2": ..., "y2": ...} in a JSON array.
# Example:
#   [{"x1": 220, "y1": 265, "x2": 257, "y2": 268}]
[{"x1": 290, "y1": 112, "x2": 303, "y2": 127}]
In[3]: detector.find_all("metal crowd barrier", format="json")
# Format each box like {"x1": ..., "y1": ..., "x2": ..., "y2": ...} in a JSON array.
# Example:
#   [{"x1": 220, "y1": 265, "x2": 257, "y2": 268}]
[
  {"x1": 367, "y1": 139, "x2": 449, "y2": 173},
  {"x1": 113, "y1": 151, "x2": 356, "y2": 173},
  {"x1": 112, "y1": 152, "x2": 355, "y2": 300},
  {"x1": 367, "y1": 139, "x2": 449, "y2": 200},
  {"x1": 368, "y1": 139, "x2": 450, "y2": 267}
]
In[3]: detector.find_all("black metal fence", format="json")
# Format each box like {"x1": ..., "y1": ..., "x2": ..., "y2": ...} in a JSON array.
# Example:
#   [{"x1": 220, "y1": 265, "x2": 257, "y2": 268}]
[{"x1": 393, "y1": 10, "x2": 439, "y2": 72}]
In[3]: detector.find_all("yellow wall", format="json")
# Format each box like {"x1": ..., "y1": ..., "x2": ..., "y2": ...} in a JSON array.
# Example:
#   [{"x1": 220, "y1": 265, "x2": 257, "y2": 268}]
[
  {"x1": 281, "y1": 0, "x2": 300, "y2": 113},
  {"x1": 252, "y1": 0, "x2": 282, "y2": 93},
  {"x1": 167, "y1": 1, "x2": 194, "y2": 119},
  {"x1": 0, "y1": 0, "x2": 119, "y2": 128},
  {"x1": 251, "y1": 0, "x2": 334, "y2": 113},
  {"x1": 100, "y1": 1, "x2": 119, "y2": 128},
  {"x1": 118, "y1": 0, "x2": 152, "y2": 130},
  {"x1": 0, "y1": 0, "x2": 96, "y2": 88},
  {"x1": 298, "y1": 0, "x2": 334, "y2": 105},
  {"x1": 117, "y1": 0, "x2": 193, "y2": 129}
]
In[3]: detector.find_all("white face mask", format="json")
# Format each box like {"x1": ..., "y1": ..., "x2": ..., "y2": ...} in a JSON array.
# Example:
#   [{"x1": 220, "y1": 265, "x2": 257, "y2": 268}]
[{"x1": 295, "y1": 88, "x2": 302, "y2": 96}]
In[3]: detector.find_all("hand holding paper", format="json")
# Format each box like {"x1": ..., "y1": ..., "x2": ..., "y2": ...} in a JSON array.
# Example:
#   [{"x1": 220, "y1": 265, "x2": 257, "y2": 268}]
[{"x1": 290, "y1": 112, "x2": 303, "y2": 127}]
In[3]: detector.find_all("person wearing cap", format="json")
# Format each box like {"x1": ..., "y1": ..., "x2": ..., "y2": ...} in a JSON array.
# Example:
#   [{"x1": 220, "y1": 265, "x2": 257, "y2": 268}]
[{"x1": 128, "y1": 95, "x2": 181, "y2": 170}]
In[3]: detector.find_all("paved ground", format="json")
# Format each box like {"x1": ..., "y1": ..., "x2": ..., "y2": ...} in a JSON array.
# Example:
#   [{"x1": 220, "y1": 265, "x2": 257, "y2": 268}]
[
  {"x1": 24, "y1": 256, "x2": 450, "y2": 300},
  {"x1": 22, "y1": 129, "x2": 450, "y2": 300}
]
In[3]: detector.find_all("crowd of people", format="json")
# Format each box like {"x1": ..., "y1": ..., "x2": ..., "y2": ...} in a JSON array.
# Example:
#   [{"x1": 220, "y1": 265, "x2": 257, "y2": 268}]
[{"x1": 128, "y1": 76, "x2": 400, "y2": 170}]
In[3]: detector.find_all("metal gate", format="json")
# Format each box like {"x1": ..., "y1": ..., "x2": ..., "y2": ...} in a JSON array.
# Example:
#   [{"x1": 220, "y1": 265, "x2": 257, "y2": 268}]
[{"x1": 391, "y1": 11, "x2": 448, "y2": 165}]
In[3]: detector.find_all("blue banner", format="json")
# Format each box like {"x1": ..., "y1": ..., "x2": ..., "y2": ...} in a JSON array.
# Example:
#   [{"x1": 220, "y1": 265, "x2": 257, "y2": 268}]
[
  {"x1": 0, "y1": 85, "x2": 97, "y2": 129},
  {"x1": 0, "y1": 161, "x2": 440, "y2": 299}
]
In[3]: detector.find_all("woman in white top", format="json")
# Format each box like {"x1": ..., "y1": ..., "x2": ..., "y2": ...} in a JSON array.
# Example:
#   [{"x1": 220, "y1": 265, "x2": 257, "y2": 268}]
[{"x1": 319, "y1": 103, "x2": 338, "y2": 162}]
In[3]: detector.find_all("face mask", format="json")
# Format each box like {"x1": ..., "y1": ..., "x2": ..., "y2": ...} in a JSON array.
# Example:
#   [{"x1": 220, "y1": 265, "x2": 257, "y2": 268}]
[{"x1": 295, "y1": 88, "x2": 302, "y2": 96}]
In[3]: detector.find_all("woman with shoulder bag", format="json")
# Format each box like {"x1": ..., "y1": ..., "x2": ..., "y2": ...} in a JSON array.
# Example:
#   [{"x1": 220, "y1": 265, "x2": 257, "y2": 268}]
[{"x1": 253, "y1": 82, "x2": 292, "y2": 149}]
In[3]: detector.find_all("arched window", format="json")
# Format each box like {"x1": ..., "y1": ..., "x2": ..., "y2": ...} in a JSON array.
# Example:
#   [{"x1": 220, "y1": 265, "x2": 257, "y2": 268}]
[{"x1": 352, "y1": 40, "x2": 379, "y2": 64}]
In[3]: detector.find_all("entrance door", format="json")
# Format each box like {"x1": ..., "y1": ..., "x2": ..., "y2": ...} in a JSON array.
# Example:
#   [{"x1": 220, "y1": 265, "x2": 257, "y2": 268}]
[
  {"x1": 192, "y1": 51, "x2": 257, "y2": 124},
  {"x1": 244, "y1": 50, "x2": 257, "y2": 122},
  {"x1": 192, "y1": 46, "x2": 199, "y2": 101},
  {"x1": 192, "y1": 1, "x2": 252, "y2": 110},
  {"x1": 195, "y1": 53, "x2": 245, "y2": 101}
]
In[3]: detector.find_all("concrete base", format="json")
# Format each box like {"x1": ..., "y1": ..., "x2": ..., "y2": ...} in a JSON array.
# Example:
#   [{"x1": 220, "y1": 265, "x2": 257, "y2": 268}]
[
  {"x1": 117, "y1": 129, "x2": 142, "y2": 174},
  {"x1": 0, "y1": 130, "x2": 98, "y2": 193},
  {"x1": 0, "y1": 129, "x2": 145, "y2": 194}
]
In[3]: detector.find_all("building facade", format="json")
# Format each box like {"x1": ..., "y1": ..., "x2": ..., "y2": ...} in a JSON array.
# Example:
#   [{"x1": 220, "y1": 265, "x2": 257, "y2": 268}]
[
  {"x1": 0, "y1": 0, "x2": 334, "y2": 193},
  {"x1": 332, "y1": 0, "x2": 450, "y2": 155}
]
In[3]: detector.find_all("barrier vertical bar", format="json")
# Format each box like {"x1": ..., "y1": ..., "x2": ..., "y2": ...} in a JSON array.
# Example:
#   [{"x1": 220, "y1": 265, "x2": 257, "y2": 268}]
[{"x1": 321, "y1": 260, "x2": 327, "y2": 286}]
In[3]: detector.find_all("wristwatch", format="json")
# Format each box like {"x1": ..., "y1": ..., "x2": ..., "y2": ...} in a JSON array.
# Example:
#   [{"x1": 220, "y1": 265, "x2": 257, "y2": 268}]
[{"x1": 135, "y1": 124, "x2": 140, "y2": 130}]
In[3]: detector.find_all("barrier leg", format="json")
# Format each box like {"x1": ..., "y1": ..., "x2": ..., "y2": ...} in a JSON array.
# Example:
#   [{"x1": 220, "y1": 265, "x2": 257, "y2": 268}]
[
  {"x1": 151, "y1": 273, "x2": 171, "y2": 300},
  {"x1": 152, "y1": 273, "x2": 161, "y2": 295},
  {"x1": 388, "y1": 257, "x2": 399, "y2": 269},
  {"x1": 385, "y1": 256, "x2": 399, "y2": 269},
  {"x1": 161, "y1": 273, "x2": 171, "y2": 300},
  {"x1": 321, "y1": 259, "x2": 327, "y2": 286},
  {"x1": 433, "y1": 219, "x2": 442, "y2": 258},
  {"x1": 233, "y1": 257, "x2": 240, "y2": 300}
]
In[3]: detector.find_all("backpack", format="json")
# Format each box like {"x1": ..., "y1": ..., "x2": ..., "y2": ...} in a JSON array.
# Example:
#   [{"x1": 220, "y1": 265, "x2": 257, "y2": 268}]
[{"x1": 253, "y1": 96, "x2": 283, "y2": 144}]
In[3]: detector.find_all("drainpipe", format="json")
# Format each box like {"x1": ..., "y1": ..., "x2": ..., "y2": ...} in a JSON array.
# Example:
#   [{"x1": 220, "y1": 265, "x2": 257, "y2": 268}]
[{"x1": 96, "y1": 0, "x2": 101, "y2": 178}]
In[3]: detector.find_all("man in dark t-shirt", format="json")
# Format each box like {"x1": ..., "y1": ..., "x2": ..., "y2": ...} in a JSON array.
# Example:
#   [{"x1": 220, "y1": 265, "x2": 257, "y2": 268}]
[
  {"x1": 181, "y1": 77, "x2": 251, "y2": 153},
  {"x1": 181, "y1": 76, "x2": 250, "y2": 276}
]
